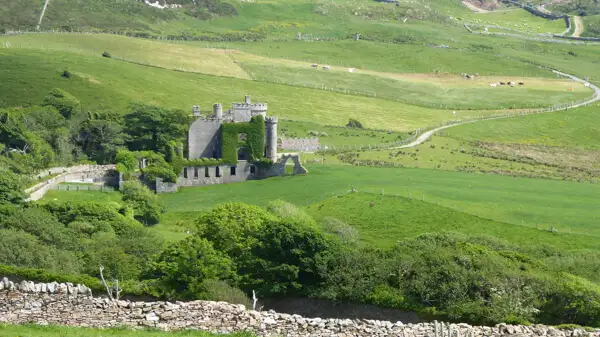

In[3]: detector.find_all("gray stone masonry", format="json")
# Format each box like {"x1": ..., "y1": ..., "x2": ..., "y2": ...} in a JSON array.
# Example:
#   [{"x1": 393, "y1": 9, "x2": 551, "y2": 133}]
[{"x1": 2, "y1": 278, "x2": 599, "y2": 336}]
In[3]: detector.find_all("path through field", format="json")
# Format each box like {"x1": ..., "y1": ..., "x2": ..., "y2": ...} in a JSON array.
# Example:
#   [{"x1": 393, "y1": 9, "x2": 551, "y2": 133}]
[
  {"x1": 36, "y1": 0, "x2": 51, "y2": 30},
  {"x1": 573, "y1": 16, "x2": 584, "y2": 37},
  {"x1": 392, "y1": 70, "x2": 600, "y2": 149}
]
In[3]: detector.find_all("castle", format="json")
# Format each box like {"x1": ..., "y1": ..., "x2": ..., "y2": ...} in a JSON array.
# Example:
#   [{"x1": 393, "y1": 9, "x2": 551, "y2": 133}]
[{"x1": 156, "y1": 96, "x2": 306, "y2": 193}]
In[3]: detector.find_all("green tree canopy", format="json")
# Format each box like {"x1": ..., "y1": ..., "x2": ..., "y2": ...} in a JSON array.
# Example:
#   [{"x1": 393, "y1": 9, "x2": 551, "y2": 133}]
[{"x1": 42, "y1": 88, "x2": 81, "y2": 119}]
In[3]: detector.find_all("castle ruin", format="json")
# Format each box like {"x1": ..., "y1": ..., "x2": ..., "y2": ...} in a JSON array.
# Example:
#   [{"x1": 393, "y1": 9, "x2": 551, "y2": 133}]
[{"x1": 156, "y1": 96, "x2": 306, "y2": 193}]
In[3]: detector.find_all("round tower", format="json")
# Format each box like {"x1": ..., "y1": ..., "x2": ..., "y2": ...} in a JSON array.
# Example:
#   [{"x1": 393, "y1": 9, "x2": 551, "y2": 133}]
[
  {"x1": 213, "y1": 103, "x2": 223, "y2": 119},
  {"x1": 265, "y1": 116, "x2": 278, "y2": 162}
]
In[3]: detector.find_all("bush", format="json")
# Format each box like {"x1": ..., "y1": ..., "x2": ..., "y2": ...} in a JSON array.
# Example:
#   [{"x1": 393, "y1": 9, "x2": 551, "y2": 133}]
[
  {"x1": 102, "y1": 51, "x2": 111, "y2": 58},
  {"x1": 41, "y1": 88, "x2": 81, "y2": 119},
  {"x1": 346, "y1": 118, "x2": 363, "y2": 129},
  {"x1": 120, "y1": 180, "x2": 165, "y2": 225},
  {"x1": 61, "y1": 69, "x2": 72, "y2": 79}
]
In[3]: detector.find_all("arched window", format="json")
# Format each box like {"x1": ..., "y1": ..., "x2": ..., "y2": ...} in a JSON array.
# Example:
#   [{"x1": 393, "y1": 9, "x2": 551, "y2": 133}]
[
  {"x1": 183, "y1": 168, "x2": 188, "y2": 179},
  {"x1": 216, "y1": 166, "x2": 221, "y2": 177}
]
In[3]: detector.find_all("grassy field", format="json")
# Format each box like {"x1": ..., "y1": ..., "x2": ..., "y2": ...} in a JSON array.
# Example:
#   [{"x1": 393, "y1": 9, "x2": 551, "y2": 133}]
[
  {"x1": 1, "y1": 47, "x2": 488, "y2": 131},
  {"x1": 42, "y1": 164, "x2": 600, "y2": 248},
  {"x1": 3, "y1": 34, "x2": 250, "y2": 79},
  {"x1": 306, "y1": 192, "x2": 599, "y2": 250},
  {"x1": 278, "y1": 120, "x2": 407, "y2": 148},
  {"x1": 0, "y1": 324, "x2": 250, "y2": 337},
  {"x1": 446, "y1": 104, "x2": 600, "y2": 149},
  {"x1": 2, "y1": 34, "x2": 591, "y2": 111},
  {"x1": 463, "y1": 8, "x2": 567, "y2": 34},
  {"x1": 148, "y1": 165, "x2": 600, "y2": 237}
]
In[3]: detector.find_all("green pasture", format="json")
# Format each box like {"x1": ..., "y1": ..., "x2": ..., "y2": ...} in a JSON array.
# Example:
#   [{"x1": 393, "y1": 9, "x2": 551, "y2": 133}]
[
  {"x1": 153, "y1": 165, "x2": 600, "y2": 237},
  {"x1": 240, "y1": 61, "x2": 590, "y2": 110},
  {"x1": 463, "y1": 8, "x2": 567, "y2": 34},
  {"x1": 583, "y1": 15, "x2": 600, "y2": 37},
  {"x1": 278, "y1": 120, "x2": 406, "y2": 148},
  {"x1": 3, "y1": 34, "x2": 250, "y2": 79},
  {"x1": 0, "y1": 48, "x2": 507, "y2": 131},
  {"x1": 0, "y1": 324, "x2": 248, "y2": 337},
  {"x1": 446, "y1": 104, "x2": 600, "y2": 149},
  {"x1": 3, "y1": 34, "x2": 590, "y2": 112},
  {"x1": 307, "y1": 192, "x2": 599, "y2": 250}
]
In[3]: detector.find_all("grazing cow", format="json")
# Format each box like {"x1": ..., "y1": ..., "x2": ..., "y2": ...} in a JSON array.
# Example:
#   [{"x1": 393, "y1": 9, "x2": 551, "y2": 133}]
[
  {"x1": 518, "y1": 82, "x2": 525, "y2": 86},
  {"x1": 348, "y1": 68, "x2": 355, "y2": 73},
  {"x1": 311, "y1": 64, "x2": 318, "y2": 68},
  {"x1": 500, "y1": 82, "x2": 506, "y2": 85},
  {"x1": 508, "y1": 81, "x2": 515, "y2": 86},
  {"x1": 489, "y1": 83, "x2": 498, "y2": 87},
  {"x1": 585, "y1": 83, "x2": 590, "y2": 88},
  {"x1": 323, "y1": 65, "x2": 331, "y2": 70},
  {"x1": 466, "y1": 75, "x2": 472, "y2": 79}
]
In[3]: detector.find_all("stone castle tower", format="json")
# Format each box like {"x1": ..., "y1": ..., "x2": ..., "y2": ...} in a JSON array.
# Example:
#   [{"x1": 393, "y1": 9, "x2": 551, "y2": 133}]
[{"x1": 187, "y1": 96, "x2": 275, "y2": 161}]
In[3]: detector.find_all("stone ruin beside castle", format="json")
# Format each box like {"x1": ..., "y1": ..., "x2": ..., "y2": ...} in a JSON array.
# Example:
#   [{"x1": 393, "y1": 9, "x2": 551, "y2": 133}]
[{"x1": 156, "y1": 96, "x2": 307, "y2": 193}]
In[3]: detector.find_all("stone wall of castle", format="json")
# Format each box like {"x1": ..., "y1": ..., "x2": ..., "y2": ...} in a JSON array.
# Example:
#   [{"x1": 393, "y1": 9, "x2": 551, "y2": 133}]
[
  {"x1": 1, "y1": 278, "x2": 598, "y2": 337},
  {"x1": 279, "y1": 137, "x2": 320, "y2": 152}
]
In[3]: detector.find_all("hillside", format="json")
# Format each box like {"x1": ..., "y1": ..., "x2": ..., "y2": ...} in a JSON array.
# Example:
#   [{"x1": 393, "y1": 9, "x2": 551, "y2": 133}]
[{"x1": 3, "y1": 0, "x2": 600, "y2": 329}]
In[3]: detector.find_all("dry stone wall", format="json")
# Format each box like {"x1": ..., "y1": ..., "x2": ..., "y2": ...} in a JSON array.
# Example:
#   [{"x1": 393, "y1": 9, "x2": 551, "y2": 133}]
[{"x1": 1, "y1": 278, "x2": 600, "y2": 336}]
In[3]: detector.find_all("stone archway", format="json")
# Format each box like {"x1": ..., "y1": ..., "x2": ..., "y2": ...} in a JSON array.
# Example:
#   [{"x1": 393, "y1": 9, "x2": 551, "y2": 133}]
[{"x1": 268, "y1": 154, "x2": 308, "y2": 177}]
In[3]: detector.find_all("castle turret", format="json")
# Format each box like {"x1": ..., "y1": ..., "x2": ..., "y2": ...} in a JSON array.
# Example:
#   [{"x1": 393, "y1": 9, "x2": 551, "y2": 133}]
[
  {"x1": 244, "y1": 95, "x2": 251, "y2": 104},
  {"x1": 265, "y1": 116, "x2": 278, "y2": 162},
  {"x1": 213, "y1": 103, "x2": 223, "y2": 119}
]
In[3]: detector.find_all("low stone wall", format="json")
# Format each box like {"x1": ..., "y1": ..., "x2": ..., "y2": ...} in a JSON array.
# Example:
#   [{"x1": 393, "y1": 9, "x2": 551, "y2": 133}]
[
  {"x1": 25, "y1": 165, "x2": 117, "y2": 201},
  {"x1": 1, "y1": 278, "x2": 599, "y2": 336}
]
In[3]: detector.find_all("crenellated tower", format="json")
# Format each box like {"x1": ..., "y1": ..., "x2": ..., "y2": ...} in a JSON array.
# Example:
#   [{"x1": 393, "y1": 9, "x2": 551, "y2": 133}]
[{"x1": 265, "y1": 116, "x2": 278, "y2": 162}]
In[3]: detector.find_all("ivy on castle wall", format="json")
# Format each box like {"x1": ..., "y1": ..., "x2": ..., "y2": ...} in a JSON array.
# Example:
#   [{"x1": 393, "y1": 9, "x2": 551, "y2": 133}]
[{"x1": 221, "y1": 115, "x2": 265, "y2": 165}]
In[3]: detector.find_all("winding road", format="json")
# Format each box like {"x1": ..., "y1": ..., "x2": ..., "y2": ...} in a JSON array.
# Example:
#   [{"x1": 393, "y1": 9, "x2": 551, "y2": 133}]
[{"x1": 391, "y1": 70, "x2": 600, "y2": 149}]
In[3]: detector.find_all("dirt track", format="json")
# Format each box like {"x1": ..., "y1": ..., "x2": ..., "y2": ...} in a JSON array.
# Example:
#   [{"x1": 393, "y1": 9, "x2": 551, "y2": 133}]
[{"x1": 573, "y1": 16, "x2": 584, "y2": 37}]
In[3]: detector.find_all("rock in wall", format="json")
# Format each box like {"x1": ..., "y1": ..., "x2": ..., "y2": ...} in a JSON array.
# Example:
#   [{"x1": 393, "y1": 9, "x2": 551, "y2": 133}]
[{"x1": 1, "y1": 278, "x2": 599, "y2": 337}]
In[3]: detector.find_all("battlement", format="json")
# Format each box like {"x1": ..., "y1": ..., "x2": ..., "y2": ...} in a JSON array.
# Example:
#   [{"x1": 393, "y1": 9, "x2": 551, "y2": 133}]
[
  {"x1": 232, "y1": 103, "x2": 268, "y2": 110},
  {"x1": 265, "y1": 116, "x2": 278, "y2": 123}
]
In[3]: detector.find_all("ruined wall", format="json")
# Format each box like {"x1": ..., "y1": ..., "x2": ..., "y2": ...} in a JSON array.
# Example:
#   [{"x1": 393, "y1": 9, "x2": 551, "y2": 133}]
[
  {"x1": 156, "y1": 162, "x2": 259, "y2": 193},
  {"x1": 1, "y1": 278, "x2": 598, "y2": 337},
  {"x1": 188, "y1": 119, "x2": 222, "y2": 159},
  {"x1": 26, "y1": 165, "x2": 117, "y2": 201},
  {"x1": 279, "y1": 137, "x2": 320, "y2": 152}
]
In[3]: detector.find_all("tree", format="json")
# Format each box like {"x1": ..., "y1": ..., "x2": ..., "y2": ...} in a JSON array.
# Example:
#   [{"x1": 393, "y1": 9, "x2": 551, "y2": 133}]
[
  {"x1": 346, "y1": 118, "x2": 363, "y2": 129},
  {"x1": 120, "y1": 180, "x2": 165, "y2": 225},
  {"x1": 124, "y1": 103, "x2": 190, "y2": 156},
  {"x1": 147, "y1": 237, "x2": 236, "y2": 299},
  {"x1": 0, "y1": 169, "x2": 26, "y2": 205},
  {"x1": 42, "y1": 88, "x2": 81, "y2": 119},
  {"x1": 76, "y1": 113, "x2": 125, "y2": 164}
]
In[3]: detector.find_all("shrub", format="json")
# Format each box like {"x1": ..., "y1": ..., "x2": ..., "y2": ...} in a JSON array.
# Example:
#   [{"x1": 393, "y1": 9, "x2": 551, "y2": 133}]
[
  {"x1": 41, "y1": 88, "x2": 81, "y2": 119},
  {"x1": 120, "y1": 180, "x2": 165, "y2": 225},
  {"x1": 346, "y1": 118, "x2": 363, "y2": 129},
  {"x1": 102, "y1": 51, "x2": 112, "y2": 58},
  {"x1": 61, "y1": 69, "x2": 72, "y2": 79}
]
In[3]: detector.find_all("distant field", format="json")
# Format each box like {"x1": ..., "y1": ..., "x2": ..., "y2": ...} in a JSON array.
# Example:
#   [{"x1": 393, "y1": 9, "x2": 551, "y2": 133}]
[
  {"x1": 2, "y1": 35, "x2": 590, "y2": 111},
  {"x1": 463, "y1": 8, "x2": 567, "y2": 34},
  {"x1": 0, "y1": 48, "x2": 508, "y2": 131},
  {"x1": 0, "y1": 325, "x2": 248, "y2": 337},
  {"x1": 3, "y1": 34, "x2": 250, "y2": 79},
  {"x1": 307, "y1": 192, "x2": 599, "y2": 250},
  {"x1": 446, "y1": 104, "x2": 600, "y2": 149},
  {"x1": 152, "y1": 165, "x2": 600, "y2": 237}
]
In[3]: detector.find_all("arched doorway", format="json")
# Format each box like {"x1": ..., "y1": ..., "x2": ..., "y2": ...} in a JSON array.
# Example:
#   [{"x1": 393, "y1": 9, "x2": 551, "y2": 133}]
[{"x1": 237, "y1": 147, "x2": 250, "y2": 161}]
